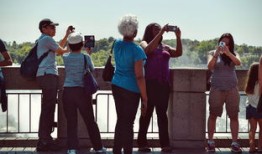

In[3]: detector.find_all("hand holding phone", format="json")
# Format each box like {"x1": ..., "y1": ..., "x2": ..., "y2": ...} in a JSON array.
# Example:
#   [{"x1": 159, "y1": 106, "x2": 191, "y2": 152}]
[
  {"x1": 219, "y1": 41, "x2": 225, "y2": 47},
  {"x1": 167, "y1": 25, "x2": 177, "y2": 32},
  {"x1": 69, "y1": 25, "x2": 75, "y2": 31},
  {"x1": 84, "y1": 35, "x2": 95, "y2": 48},
  {"x1": 218, "y1": 42, "x2": 226, "y2": 54}
]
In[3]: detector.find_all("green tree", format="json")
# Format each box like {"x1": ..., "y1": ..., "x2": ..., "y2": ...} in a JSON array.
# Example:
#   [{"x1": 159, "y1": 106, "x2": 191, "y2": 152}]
[{"x1": 4, "y1": 37, "x2": 262, "y2": 69}]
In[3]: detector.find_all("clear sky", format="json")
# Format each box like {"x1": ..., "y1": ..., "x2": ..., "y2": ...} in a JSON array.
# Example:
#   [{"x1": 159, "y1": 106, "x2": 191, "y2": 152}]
[{"x1": 0, "y1": 0, "x2": 262, "y2": 46}]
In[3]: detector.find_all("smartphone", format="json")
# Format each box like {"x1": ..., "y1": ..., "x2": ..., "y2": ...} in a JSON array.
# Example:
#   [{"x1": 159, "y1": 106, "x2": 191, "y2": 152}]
[
  {"x1": 219, "y1": 41, "x2": 225, "y2": 47},
  {"x1": 84, "y1": 35, "x2": 95, "y2": 48},
  {"x1": 167, "y1": 25, "x2": 177, "y2": 32}
]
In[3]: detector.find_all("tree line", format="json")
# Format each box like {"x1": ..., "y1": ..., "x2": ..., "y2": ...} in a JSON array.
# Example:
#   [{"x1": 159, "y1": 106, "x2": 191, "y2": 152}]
[{"x1": 3, "y1": 37, "x2": 262, "y2": 69}]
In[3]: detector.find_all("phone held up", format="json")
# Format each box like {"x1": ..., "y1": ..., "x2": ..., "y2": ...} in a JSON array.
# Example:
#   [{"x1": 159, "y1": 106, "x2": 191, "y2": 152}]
[
  {"x1": 219, "y1": 41, "x2": 225, "y2": 47},
  {"x1": 69, "y1": 25, "x2": 75, "y2": 31},
  {"x1": 167, "y1": 25, "x2": 177, "y2": 32},
  {"x1": 84, "y1": 35, "x2": 95, "y2": 48},
  {"x1": 218, "y1": 41, "x2": 226, "y2": 54}
]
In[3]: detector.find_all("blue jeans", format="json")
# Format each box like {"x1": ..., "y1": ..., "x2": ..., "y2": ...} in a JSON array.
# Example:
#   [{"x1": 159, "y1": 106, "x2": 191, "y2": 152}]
[
  {"x1": 36, "y1": 74, "x2": 58, "y2": 142},
  {"x1": 62, "y1": 87, "x2": 102, "y2": 150},
  {"x1": 112, "y1": 85, "x2": 140, "y2": 154},
  {"x1": 137, "y1": 80, "x2": 170, "y2": 148}
]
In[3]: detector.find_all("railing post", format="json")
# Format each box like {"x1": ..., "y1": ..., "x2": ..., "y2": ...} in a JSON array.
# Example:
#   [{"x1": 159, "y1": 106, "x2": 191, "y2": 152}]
[{"x1": 168, "y1": 69, "x2": 207, "y2": 149}]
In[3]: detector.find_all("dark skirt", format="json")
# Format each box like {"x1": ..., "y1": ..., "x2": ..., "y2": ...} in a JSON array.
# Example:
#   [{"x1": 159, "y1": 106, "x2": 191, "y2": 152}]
[{"x1": 246, "y1": 104, "x2": 262, "y2": 119}]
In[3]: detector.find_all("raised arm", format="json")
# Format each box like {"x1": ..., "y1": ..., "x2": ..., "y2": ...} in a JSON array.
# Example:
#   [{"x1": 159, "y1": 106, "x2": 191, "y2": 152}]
[
  {"x1": 0, "y1": 51, "x2": 12, "y2": 67},
  {"x1": 164, "y1": 27, "x2": 182, "y2": 58},
  {"x1": 56, "y1": 26, "x2": 73, "y2": 55},
  {"x1": 140, "y1": 25, "x2": 166, "y2": 54}
]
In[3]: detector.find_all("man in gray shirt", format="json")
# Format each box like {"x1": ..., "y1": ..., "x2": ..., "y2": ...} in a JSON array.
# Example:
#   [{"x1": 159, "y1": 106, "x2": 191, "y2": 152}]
[{"x1": 36, "y1": 18, "x2": 72, "y2": 152}]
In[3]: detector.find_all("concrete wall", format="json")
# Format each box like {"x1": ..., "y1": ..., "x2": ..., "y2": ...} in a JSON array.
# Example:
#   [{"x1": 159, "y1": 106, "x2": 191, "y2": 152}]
[
  {"x1": 169, "y1": 69, "x2": 207, "y2": 148},
  {"x1": 1, "y1": 67, "x2": 248, "y2": 149}
]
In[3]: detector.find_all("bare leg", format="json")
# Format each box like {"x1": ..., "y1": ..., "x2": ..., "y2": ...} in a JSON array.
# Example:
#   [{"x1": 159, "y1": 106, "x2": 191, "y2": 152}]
[
  {"x1": 258, "y1": 119, "x2": 262, "y2": 150},
  {"x1": 248, "y1": 118, "x2": 257, "y2": 152},
  {"x1": 208, "y1": 114, "x2": 217, "y2": 140},
  {"x1": 230, "y1": 116, "x2": 239, "y2": 142}
]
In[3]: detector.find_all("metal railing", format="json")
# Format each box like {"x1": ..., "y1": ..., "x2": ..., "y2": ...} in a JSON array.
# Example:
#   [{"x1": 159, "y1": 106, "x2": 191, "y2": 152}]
[
  {"x1": 0, "y1": 90, "x2": 159, "y2": 138},
  {"x1": 94, "y1": 92, "x2": 158, "y2": 138},
  {"x1": 0, "y1": 90, "x2": 255, "y2": 138}
]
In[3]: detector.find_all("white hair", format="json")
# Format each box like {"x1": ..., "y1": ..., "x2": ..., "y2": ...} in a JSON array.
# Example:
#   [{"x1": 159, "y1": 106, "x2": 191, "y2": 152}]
[{"x1": 118, "y1": 14, "x2": 138, "y2": 37}]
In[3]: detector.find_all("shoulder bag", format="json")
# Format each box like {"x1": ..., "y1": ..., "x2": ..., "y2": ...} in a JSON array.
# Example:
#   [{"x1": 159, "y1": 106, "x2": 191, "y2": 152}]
[
  {"x1": 102, "y1": 41, "x2": 115, "y2": 82},
  {"x1": 83, "y1": 55, "x2": 99, "y2": 95}
]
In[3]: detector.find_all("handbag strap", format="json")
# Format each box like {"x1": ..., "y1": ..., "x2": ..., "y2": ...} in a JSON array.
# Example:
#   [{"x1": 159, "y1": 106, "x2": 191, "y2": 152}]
[
  {"x1": 106, "y1": 40, "x2": 116, "y2": 66},
  {"x1": 83, "y1": 54, "x2": 87, "y2": 69},
  {"x1": 109, "y1": 40, "x2": 116, "y2": 55},
  {"x1": 83, "y1": 54, "x2": 90, "y2": 72}
]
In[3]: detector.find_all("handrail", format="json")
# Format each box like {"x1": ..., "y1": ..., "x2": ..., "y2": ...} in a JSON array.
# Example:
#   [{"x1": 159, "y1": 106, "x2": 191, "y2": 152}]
[{"x1": 0, "y1": 67, "x2": 252, "y2": 149}]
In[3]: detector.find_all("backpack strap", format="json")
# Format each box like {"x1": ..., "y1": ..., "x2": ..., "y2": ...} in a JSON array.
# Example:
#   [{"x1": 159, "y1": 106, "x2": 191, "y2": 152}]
[
  {"x1": 35, "y1": 39, "x2": 51, "y2": 64},
  {"x1": 38, "y1": 49, "x2": 51, "y2": 64}
]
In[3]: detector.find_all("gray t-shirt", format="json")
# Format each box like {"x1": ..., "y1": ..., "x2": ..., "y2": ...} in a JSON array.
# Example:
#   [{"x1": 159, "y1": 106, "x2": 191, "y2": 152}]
[
  {"x1": 210, "y1": 51, "x2": 238, "y2": 90},
  {"x1": 36, "y1": 34, "x2": 59, "y2": 76},
  {"x1": 63, "y1": 52, "x2": 94, "y2": 87}
]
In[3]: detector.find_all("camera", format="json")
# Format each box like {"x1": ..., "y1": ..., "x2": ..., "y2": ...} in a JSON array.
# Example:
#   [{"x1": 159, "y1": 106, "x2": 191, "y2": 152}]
[
  {"x1": 167, "y1": 25, "x2": 177, "y2": 32},
  {"x1": 84, "y1": 35, "x2": 95, "y2": 48},
  {"x1": 69, "y1": 25, "x2": 75, "y2": 31},
  {"x1": 219, "y1": 41, "x2": 226, "y2": 47}
]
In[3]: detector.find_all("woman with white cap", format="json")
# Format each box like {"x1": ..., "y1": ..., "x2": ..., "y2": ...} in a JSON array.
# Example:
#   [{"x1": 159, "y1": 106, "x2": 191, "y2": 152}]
[{"x1": 62, "y1": 32, "x2": 106, "y2": 154}]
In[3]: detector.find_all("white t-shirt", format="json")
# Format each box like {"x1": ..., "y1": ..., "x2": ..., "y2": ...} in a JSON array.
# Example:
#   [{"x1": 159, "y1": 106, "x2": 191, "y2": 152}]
[{"x1": 246, "y1": 82, "x2": 260, "y2": 108}]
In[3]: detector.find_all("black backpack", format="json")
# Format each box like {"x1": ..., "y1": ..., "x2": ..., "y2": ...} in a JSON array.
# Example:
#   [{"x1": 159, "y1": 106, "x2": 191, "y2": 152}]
[{"x1": 20, "y1": 43, "x2": 50, "y2": 80}]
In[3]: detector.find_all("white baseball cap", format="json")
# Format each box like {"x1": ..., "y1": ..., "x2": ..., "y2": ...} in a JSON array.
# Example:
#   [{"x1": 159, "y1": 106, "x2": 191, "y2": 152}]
[{"x1": 67, "y1": 32, "x2": 83, "y2": 44}]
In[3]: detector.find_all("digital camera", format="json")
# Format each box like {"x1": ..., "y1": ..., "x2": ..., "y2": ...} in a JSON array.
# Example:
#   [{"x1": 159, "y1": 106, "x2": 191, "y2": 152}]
[
  {"x1": 167, "y1": 25, "x2": 177, "y2": 32},
  {"x1": 69, "y1": 25, "x2": 75, "y2": 31}
]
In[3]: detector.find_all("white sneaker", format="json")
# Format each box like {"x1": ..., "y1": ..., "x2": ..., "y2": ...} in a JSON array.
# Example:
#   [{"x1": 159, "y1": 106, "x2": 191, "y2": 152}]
[
  {"x1": 67, "y1": 149, "x2": 77, "y2": 154},
  {"x1": 231, "y1": 142, "x2": 242, "y2": 153},
  {"x1": 95, "y1": 147, "x2": 107, "y2": 153}
]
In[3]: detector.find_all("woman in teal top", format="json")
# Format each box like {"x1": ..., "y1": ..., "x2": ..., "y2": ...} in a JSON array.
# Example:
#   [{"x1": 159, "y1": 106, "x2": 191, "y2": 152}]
[
  {"x1": 112, "y1": 39, "x2": 146, "y2": 93},
  {"x1": 111, "y1": 14, "x2": 147, "y2": 154}
]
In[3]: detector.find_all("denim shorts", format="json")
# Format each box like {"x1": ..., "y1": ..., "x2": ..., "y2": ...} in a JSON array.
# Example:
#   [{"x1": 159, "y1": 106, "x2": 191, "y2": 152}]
[{"x1": 246, "y1": 104, "x2": 262, "y2": 119}]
